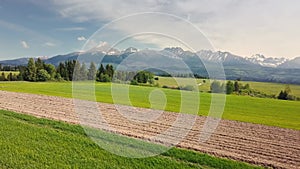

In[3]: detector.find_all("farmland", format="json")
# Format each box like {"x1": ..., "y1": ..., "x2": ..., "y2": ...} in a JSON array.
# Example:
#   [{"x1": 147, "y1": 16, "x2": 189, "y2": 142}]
[
  {"x1": 1, "y1": 91, "x2": 299, "y2": 168},
  {"x1": 0, "y1": 81, "x2": 299, "y2": 130},
  {"x1": 156, "y1": 76, "x2": 300, "y2": 97},
  {"x1": 0, "y1": 109, "x2": 263, "y2": 169}
]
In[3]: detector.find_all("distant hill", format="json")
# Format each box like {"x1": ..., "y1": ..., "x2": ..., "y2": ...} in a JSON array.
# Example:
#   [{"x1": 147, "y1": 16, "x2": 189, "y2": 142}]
[{"x1": 1, "y1": 46, "x2": 299, "y2": 84}]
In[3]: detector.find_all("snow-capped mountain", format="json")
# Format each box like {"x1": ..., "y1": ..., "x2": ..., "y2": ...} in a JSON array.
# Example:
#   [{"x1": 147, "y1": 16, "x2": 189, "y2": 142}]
[
  {"x1": 246, "y1": 54, "x2": 288, "y2": 67},
  {"x1": 1, "y1": 45, "x2": 300, "y2": 83},
  {"x1": 196, "y1": 50, "x2": 256, "y2": 66},
  {"x1": 87, "y1": 41, "x2": 121, "y2": 55},
  {"x1": 278, "y1": 56, "x2": 300, "y2": 69},
  {"x1": 123, "y1": 47, "x2": 138, "y2": 54}
]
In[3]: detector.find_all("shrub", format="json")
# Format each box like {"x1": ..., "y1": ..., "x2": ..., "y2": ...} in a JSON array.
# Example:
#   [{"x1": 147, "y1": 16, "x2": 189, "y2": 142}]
[{"x1": 179, "y1": 85, "x2": 196, "y2": 91}]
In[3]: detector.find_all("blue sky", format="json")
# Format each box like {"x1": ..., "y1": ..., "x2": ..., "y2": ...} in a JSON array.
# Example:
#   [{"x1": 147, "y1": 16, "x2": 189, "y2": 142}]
[{"x1": 0, "y1": 0, "x2": 300, "y2": 60}]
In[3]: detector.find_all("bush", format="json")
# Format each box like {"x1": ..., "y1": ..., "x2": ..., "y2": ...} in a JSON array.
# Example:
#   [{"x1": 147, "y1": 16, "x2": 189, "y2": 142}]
[
  {"x1": 130, "y1": 80, "x2": 138, "y2": 85},
  {"x1": 179, "y1": 85, "x2": 196, "y2": 91}
]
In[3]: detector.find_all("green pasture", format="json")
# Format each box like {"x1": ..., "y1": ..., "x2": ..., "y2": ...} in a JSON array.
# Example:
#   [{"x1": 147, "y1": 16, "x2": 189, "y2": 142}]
[
  {"x1": 0, "y1": 81, "x2": 299, "y2": 130},
  {"x1": 156, "y1": 76, "x2": 300, "y2": 97}
]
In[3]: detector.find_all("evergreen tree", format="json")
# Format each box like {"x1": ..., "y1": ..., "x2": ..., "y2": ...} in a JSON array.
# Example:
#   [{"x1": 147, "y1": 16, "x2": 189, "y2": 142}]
[
  {"x1": 105, "y1": 64, "x2": 114, "y2": 78},
  {"x1": 234, "y1": 81, "x2": 240, "y2": 92},
  {"x1": 72, "y1": 61, "x2": 81, "y2": 81},
  {"x1": 87, "y1": 62, "x2": 97, "y2": 80},
  {"x1": 27, "y1": 58, "x2": 37, "y2": 81},
  {"x1": 79, "y1": 62, "x2": 88, "y2": 80},
  {"x1": 226, "y1": 81, "x2": 234, "y2": 94},
  {"x1": 278, "y1": 90, "x2": 288, "y2": 100},
  {"x1": 57, "y1": 62, "x2": 68, "y2": 80},
  {"x1": 35, "y1": 58, "x2": 44, "y2": 71}
]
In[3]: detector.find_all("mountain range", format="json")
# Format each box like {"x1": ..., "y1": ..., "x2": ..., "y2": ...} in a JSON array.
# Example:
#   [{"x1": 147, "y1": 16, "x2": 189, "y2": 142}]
[{"x1": 0, "y1": 44, "x2": 299, "y2": 84}]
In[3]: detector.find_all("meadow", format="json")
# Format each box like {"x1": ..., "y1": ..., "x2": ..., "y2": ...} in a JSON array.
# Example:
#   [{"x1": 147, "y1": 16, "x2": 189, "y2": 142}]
[
  {"x1": 157, "y1": 76, "x2": 300, "y2": 97},
  {"x1": 0, "y1": 109, "x2": 262, "y2": 169},
  {"x1": 0, "y1": 71, "x2": 19, "y2": 77},
  {"x1": 0, "y1": 81, "x2": 299, "y2": 130}
]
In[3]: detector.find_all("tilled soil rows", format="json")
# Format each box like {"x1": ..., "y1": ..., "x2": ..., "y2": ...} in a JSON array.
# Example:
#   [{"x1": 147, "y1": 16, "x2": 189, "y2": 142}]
[{"x1": 0, "y1": 90, "x2": 299, "y2": 169}]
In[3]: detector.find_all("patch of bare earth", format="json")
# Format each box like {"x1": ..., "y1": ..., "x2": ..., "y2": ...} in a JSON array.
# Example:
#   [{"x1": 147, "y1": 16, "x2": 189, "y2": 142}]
[{"x1": 0, "y1": 91, "x2": 299, "y2": 169}]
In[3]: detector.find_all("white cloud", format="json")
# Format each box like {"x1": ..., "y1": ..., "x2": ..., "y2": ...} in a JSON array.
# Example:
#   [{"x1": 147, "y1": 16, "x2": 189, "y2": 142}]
[
  {"x1": 21, "y1": 41, "x2": 29, "y2": 49},
  {"x1": 51, "y1": 0, "x2": 300, "y2": 58},
  {"x1": 44, "y1": 42, "x2": 56, "y2": 47},
  {"x1": 77, "y1": 36, "x2": 87, "y2": 41}
]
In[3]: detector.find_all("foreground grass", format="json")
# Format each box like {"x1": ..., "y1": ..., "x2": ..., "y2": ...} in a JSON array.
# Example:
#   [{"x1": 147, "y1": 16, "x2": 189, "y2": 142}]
[
  {"x1": 0, "y1": 110, "x2": 262, "y2": 169},
  {"x1": 0, "y1": 81, "x2": 300, "y2": 130}
]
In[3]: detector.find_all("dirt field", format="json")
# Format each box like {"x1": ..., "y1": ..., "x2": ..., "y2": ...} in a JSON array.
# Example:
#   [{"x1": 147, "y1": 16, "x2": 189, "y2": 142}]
[{"x1": 0, "y1": 90, "x2": 299, "y2": 169}]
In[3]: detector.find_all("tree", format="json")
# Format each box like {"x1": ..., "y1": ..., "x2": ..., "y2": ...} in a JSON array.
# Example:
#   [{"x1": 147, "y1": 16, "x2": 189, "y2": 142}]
[
  {"x1": 98, "y1": 64, "x2": 105, "y2": 74},
  {"x1": 278, "y1": 85, "x2": 291, "y2": 100},
  {"x1": 26, "y1": 58, "x2": 37, "y2": 81},
  {"x1": 210, "y1": 81, "x2": 224, "y2": 93},
  {"x1": 0, "y1": 72, "x2": 6, "y2": 81},
  {"x1": 79, "y1": 62, "x2": 88, "y2": 80},
  {"x1": 88, "y1": 62, "x2": 97, "y2": 80},
  {"x1": 105, "y1": 64, "x2": 114, "y2": 78},
  {"x1": 35, "y1": 58, "x2": 44, "y2": 71},
  {"x1": 37, "y1": 69, "x2": 51, "y2": 81},
  {"x1": 226, "y1": 81, "x2": 234, "y2": 94},
  {"x1": 99, "y1": 73, "x2": 111, "y2": 82},
  {"x1": 133, "y1": 71, "x2": 154, "y2": 84},
  {"x1": 73, "y1": 61, "x2": 81, "y2": 81},
  {"x1": 44, "y1": 64, "x2": 56, "y2": 80},
  {"x1": 57, "y1": 62, "x2": 68, "y2": 80},
  {"x1": 66, "y1": 60, "x2": 76, "y2": 81},
  {"x1": 234, "y1": 81, "x2": 240, "y2": 92},
  {"x1": 278, "y1": 90, "x2": 288, "y2": 100}
]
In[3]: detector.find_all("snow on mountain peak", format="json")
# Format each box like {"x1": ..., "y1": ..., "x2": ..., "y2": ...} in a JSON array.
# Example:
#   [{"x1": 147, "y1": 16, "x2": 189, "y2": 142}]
[
  {"x1": 88, "y1": 41, "x2": 120, "y2": 55},
  {"x1": 246, "y1": 54, "x2": 288, "y2": 67}
]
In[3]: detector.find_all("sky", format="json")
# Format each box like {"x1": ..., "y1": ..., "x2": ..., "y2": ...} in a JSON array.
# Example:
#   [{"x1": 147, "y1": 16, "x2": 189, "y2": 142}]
[{"x1": 0, "y1": 0, "x2": 300, "y2": 60}]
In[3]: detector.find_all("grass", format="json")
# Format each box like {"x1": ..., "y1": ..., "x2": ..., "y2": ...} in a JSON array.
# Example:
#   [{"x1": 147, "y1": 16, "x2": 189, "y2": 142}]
[
  {"x1": 0, "y1": 81, "x2": 300, "y2": 130},
  {"x1": 0, "y1": 109, "x2": 263, "y2": 169},
  {"x1": 0, "y1": 71, "x2": 19, "y2": 77},
  {"x1": 156, "y1": 76, "x2": 300, "y2": 97}
]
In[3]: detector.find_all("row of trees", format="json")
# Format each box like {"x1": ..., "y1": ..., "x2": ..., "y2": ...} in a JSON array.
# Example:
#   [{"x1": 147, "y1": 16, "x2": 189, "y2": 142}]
[
  {"x1": 210, "y1": 80, "x2": 248, "y2": 94},
  {"x1": 0, "y1": 64, "x2": 18, "y2": 71},
  {"x1": 210, "y1": 80, "x2": 300, "y2": 101},
  {"x1": 0, "y1": 58, "x2": 155, "y2": 84},
  {"x1": 0, "y1": 58, "x2": 115, "y2": 82}
]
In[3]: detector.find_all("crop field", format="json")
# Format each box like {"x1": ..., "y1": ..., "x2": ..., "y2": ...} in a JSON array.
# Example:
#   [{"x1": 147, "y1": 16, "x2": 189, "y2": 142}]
[
  {"x1": 0, "y1": 109, "x2": 263, "y2": 169},
  {"x1": 0, "y1": 81, "x2": 299, "y2": 130},
  {"x1": 156, "y1": 76, "x2": 300, "y2": 97},
  {"x1": 0, "y1": 92, "x2": 299, "y2": 168}
]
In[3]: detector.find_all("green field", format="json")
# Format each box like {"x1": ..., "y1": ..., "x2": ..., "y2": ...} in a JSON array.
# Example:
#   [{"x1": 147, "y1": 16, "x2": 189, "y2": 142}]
[
  {"x1": 0, "y1": 109, "x2": 262, "y2": 169},
  {"x1": 0, "y1": 71, "x2": 19, "y2": 77},
  {"x1": 156, "y1": 76, "x2": 300, "y2": 97},
  {"x1": 0, "y1": 81, "x2": 299, "y2": 130}
]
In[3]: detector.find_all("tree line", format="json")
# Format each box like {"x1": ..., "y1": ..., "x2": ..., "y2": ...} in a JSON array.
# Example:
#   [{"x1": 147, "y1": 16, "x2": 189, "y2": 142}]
[
  {"x1": 0, "y1": 58, "x2": 155, "y2": 84},
  {"x1": 210, "y1": 80, "x2": 300, "y2": 101},
  {"x1": 0, "y1": 58, "x2": 115, "y2": 82}
]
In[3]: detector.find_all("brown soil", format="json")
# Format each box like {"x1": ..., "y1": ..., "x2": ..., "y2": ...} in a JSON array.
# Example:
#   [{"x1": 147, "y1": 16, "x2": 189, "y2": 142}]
[{"x1": 0, "y1": 90, "x2": 299, "y2": 169}]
